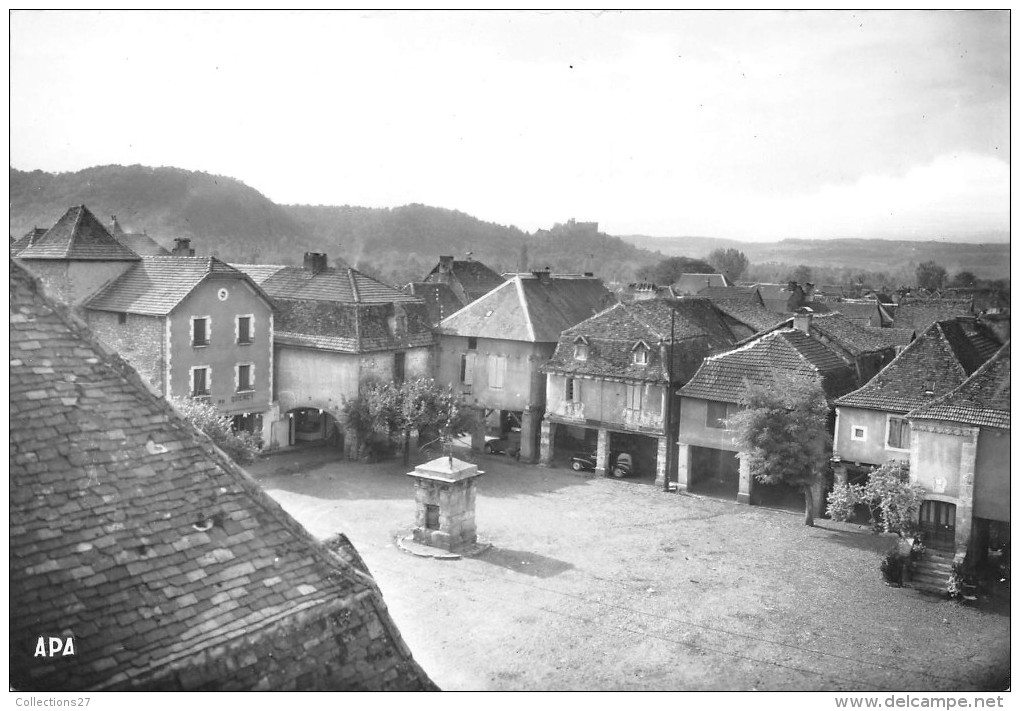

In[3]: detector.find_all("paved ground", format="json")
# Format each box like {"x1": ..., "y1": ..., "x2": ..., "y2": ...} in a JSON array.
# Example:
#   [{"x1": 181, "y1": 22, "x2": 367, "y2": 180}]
[{"x1": 247, "y1": 446, "x2": 1010, "y2": 692}]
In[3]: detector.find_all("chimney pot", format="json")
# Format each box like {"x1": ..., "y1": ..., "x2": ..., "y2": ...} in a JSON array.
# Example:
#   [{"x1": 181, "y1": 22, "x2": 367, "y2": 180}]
[
  {"x1": 303, "y1": 252, "x2": 328, "y2": 274},
  {"x1": 172, "y1": 238, "x2": 195, "y2": 256},
  {"x1": 793, "y1": 308, "x2": 813, "y2": 334}
]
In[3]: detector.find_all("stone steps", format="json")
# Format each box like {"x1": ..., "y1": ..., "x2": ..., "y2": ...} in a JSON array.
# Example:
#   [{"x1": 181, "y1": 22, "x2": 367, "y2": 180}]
[{"x1": 907, "y1": 548, "x2": 957, "y2": 595}]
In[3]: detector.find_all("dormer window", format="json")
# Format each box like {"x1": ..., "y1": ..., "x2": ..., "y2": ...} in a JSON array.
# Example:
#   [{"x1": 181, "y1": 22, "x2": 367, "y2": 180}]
[
  {"x1": 573, "y1": 335, "x2": 589, "y2": 361},
  {"x1": 632, "y1": 341, "x2": 650, "y2": 366}
]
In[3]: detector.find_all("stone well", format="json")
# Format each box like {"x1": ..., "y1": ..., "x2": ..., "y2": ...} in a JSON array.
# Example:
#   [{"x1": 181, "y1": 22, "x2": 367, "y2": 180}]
[{"x1": 407, "y1": 456, "x2": 483, "y2": 552}]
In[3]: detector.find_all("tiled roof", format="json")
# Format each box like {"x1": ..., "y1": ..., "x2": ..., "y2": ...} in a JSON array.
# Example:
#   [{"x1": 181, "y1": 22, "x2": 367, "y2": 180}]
[
  {"x1": 9, "y1": 261, "x2": 432, "y2": 691},
  {"x1": 710, "y1": 298, "x2": 787, "y2": 333},
  {"x1": 17, "y1": 206, "x2": 141, "y2": 261},
  {"x1": 807, "y1": 312, "x2": 897, "y2": 356},
  {"x1": 908, "y1": 342, "x2": 1010, "y2": 430},
  {"x1": 10, "y1": 227, "x2": 49, "y2": 256},
  {"x1": 834, "y1": 318, "x2": 1001, "y2": 413},
  {"x1": 404, "y1": 281, "x2": 464, "y2": 325},
  {"x1": 272, "y1": 297, "x2": 435, "y2": 354},
  {"x1": 113, "y1": 233, "x2": 171, "y2": 257},
  {"x1": 229, "y1": 263, "x2": 287, "y2": 285},
  {"x1": 863, "y1": 326, "x2": 916, "y2": 348},
  {"x1": 679, "y1": 329, "x2": 857, "y2": 404},
  {"x1": 86, "y1": 257, "x2": 262, "y2": 316},
  {"x1": 439, "y1": 274, "x2": 615, "y2": 343},
  {"x1": 831, "y1": 301, "x2": 881, "y2": 325},
  {"x1": 543, "y1": 298, "x2": 740, "y2": 384},
  {"x1": 251, "y1": 265, "x2": 421, "y2": 304},
  {"x1": 673, "y1": 273, "x2": 728, "y2": 296},
  {"x1": 697, "y1": 286, "x2": 761, "y2": 302},
  {"x1": 425, "y1": 259, "x2": 506, "y2": 302},
  {"x1": 894, "y1": 298, "x2": 973, "y2": 332}
]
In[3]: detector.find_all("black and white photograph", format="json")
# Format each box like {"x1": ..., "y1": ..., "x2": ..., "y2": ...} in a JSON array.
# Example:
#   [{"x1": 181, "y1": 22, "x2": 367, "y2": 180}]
[{"x1": 9, "y1": 9, "x2": 1010, "y2": 700}]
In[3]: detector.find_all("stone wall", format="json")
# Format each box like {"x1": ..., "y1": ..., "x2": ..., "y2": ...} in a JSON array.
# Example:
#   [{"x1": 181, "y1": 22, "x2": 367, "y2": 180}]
[{"x1": 86, "y1": 311, "x2": 167, "y2": 393}]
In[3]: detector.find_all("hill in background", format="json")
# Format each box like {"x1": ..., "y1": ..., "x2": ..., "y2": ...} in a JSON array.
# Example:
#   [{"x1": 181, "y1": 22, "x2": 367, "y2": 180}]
[{"x1": 10, "y1": 165, "x2": 1009, "y2": 287}]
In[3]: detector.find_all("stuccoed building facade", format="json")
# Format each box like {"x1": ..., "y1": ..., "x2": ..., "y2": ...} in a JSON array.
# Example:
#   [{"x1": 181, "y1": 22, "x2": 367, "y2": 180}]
[
  {"x1": 435, "y1": 270, "x2": 615, "y2": 462},
  {"x1": 234, "y1": 253, "x2": 434, "y2": 454},
  {"x1": 540, "y1": 298, "x2": 742, "y2": 486}
]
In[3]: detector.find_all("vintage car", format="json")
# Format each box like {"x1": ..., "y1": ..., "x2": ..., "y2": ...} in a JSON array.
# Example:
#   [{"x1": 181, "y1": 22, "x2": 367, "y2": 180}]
[{"x1": 570, "y1": 451, "x2": 634, "y2": 478}]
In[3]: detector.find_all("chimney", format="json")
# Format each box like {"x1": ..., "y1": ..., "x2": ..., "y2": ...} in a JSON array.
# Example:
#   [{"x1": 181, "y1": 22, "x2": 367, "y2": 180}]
[
  {"x1": 533, "y1": 267, "x2": 552, "y2": 283},
  {"x1": 435, "y1": 255, "x2": 454, "y2": 283},
  {"x1": 793, "y1": 307, "x2": 813, "y2": 334},
  {"x1": 172, "y1": 238, "x2": 195, "y2": 256},
  {"x1": 303, "y1": 252, "x2": 328, "y2": 274}
]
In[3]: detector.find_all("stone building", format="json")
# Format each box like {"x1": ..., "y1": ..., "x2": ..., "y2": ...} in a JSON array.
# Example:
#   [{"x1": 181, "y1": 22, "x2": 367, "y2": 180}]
[
  {"x1": 540, "y1": 298, "x2": 742, "y2": 485},
  {"x1": 405, "y1": 254, "x2": 506, "y2": 325},
  {"x1": 83, "y1": 255, "x2": 277, "y2": 444},
  {"x1": 906, "y1": 342, "x2": 1010, "y2": 567},
  {"x1": 9, "y1": 260, "x2": 435, "y2": 691},
  {"x1": 233, "y1": 253, "x2": 435, "y2": 454},
  {"x1": 832, "y1": 318, "x2": 1002, "y2": 548},
  {"x1": 677, "y1": 327, "x2": 859, "y2": 511},
  {"x1": 436, "y1": 269, "x2": 615, "y2": 462},
  {"x1": 15, "y1": 204, "x2": 141, "y2": 306}
]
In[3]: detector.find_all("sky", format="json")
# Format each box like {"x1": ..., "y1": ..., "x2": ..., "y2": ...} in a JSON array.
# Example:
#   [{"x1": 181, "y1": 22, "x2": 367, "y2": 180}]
[{"x1": 9, "y1": 10, "x2": 1010, "y2": 241}]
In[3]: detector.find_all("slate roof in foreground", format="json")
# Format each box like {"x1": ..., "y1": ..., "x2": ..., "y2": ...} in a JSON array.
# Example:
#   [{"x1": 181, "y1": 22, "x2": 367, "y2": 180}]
[
  {"x1": 9, "y1": 260, "x2": 433, "y2": 691},
  {"x1": 908, "y1": 342, "x2": 1010, "y2": 430}
]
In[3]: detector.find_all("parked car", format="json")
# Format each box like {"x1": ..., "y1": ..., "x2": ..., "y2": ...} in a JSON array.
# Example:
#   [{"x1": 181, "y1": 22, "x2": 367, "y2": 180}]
[
  {"x1": 484, "y1": 435, "x2": 521, "y2": 458},
  {"x1": 570, "y1": 450, "x2": 634, "y2": 478}
]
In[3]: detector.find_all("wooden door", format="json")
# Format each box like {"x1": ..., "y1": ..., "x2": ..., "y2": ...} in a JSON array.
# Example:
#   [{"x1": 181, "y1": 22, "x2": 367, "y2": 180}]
[{"x1": 919, "y1": 500, "x2": 956, "y2": 549}]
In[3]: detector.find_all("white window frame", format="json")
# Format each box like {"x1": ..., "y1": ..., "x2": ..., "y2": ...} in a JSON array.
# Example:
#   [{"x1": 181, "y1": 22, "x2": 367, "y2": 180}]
[
  {"x1": 885, "y1": 415, "x2": 911, "y2": 452},
  {"x1": 633, "y1": 345, "x2": 649, "y2": 365},
  {"x1": 488, "y1": 354, "x2": 506, "y2": 390},
  {"x1": 236, "y1": 314, "x2": 254, "y2": 345},
  {"x1": 190, "y1": 365, "x2": 211, "y2": 397},
  {"x1": 851, "y1": 425, "x2": 867, "y2": 442},
  {"x1": 235, "y1": 362, "x2": 255, "y2": 393},
  {"x1": 191, "y1": 315, "x2": 211, "y2": 347},
  {"x1": 573, "y1": 343, "x2": 588, "y2": 361}
]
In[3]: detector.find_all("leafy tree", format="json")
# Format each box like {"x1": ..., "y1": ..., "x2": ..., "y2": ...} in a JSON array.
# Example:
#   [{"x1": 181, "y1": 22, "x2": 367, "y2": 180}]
[
  {"x1": 635, "y1": 256, "x2": 716, "y2": 285},
  {"x1": 728, "y1": 372, "x2": 832, "y2": 526},
  {"x1": 339, "y1": 379, "x2": 473, "y2": 463},
  {"x1": 171, "y1": 396, "x2": 261, "y2": 464},
  {"x1": 949, "y1": 271, "x2": 978, "y2": 289},
  {"x1": 707, "y1": 248, "x2": 749, "y2": 283},
  {"x1": 826, "y1": 460, "x2": 925, "y2": 536},
  {"x1": 915, "y1": 261, "x2": 948, "y2": 292},
  {"x1": 788, "y1": 265, "x2": 813, "y2": 284}
]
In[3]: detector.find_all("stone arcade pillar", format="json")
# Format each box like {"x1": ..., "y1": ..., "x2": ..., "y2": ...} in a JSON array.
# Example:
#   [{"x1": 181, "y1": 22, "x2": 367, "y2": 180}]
[
  {"x1": 954, "y1": 426, "x2": 980, "y2": 564},
  {"x1": 470, "y1": 406, "x2": 487, "y2": 452},
  {"x1": 595, "y1": 428, "x2": 609, "y2": 477},
  {"x1": 520, "y1": 405, "x2": 543, "y2": 463},
  {"x1": 831, "y1": 459, "x2": 849, "y2": 486},
  {"x1": 676, "y1": 442, "x2": 691, "y2": 493},
  {"x1": 654, "y1": 436, "x2": 668, "y2": 488},
  {"x1": 407, "y1": 456, "x2": 483, "y2": 552},
  {"x1": 539, "y1": 418, "x2": 556, "y2": 466},
  {"x1": 737, "y1": 453, "x2": 753, "y2": 505}
]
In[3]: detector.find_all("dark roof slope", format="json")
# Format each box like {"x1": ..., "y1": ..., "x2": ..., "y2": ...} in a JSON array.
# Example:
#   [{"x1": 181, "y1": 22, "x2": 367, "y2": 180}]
[
  {"x1": 114, "y1": 232, "x2": 171, "y2": 257},
  {"x1": 17, "y1": 205, "x2": 141, "y2": 261},
  {"x1": 908, "y1": 342, "x2": 1010, "y2": 430},
  {"x1": 439, "y1": 274, "x2": 615, "y2": 342},
  {"x1": 10, "y1": 227, "x2": 50, "y2": 256},
  {"x1": 246, "y1": 265, "x2": 420, "y2": 305},
  {"x1": 543, "y1": 298, "x2": 740, "y2": 384},
  {"x1": 834, "y1": 318, "x2": 1001, "y2": 413},
  {"x1": 9, "y1": 261, "x2": 434, "y2": 691},
  {"x1": 425, "y1": 259, "x2": 506, "y2": 302},
  {"x1": 404, "y1": 281, "x2": 464, "y2": 325},
  {"x1": 679, "y1": 329, "x2": 857, "y2": 404},
  {"x1": 894, "y1": 298, "x2": 973, "y2": 332},
  {"x1": 803, "y1": 312, "x2": 896, "y2": 357},
  {"x1": 863, "y1": 326, "x2": 916, "y2": 349},
  {"x1": 86, "y1": 257, "x2": 264, "y2": 315}
]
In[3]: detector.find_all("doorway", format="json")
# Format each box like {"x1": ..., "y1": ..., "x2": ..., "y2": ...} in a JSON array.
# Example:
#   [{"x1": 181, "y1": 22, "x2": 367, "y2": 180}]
[{"x1": 919, "y1": 500, "x2": 956, "y2": 550}]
